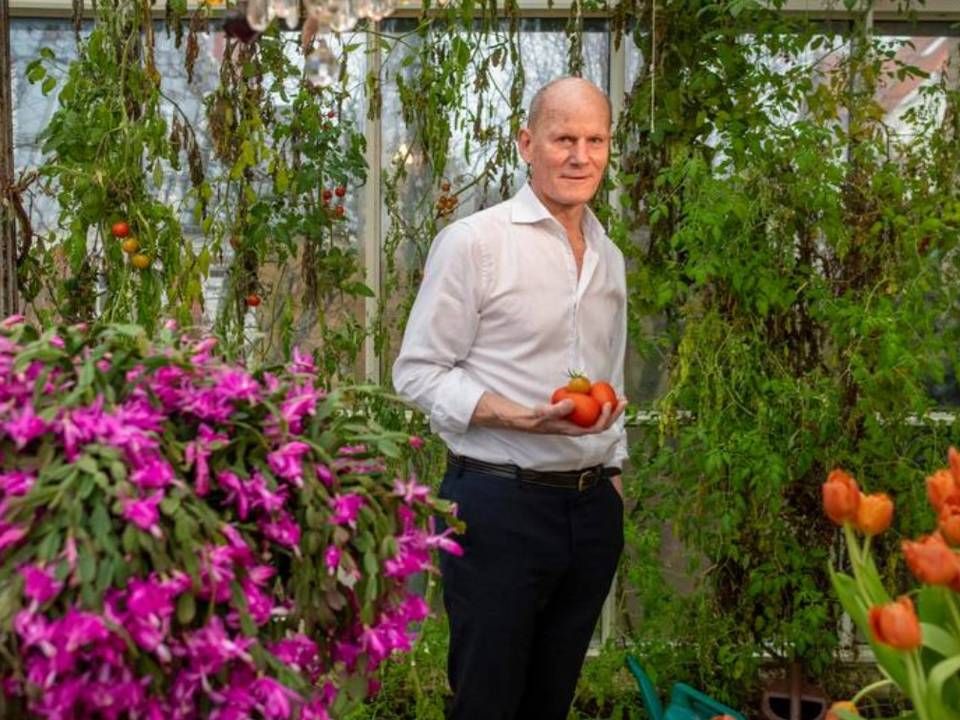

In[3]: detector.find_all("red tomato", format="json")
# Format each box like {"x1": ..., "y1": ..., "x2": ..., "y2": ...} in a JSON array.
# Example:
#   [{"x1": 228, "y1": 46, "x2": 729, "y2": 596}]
[
  {"x1": 590, "y1": 381, "x2": 617, "y2": 408},
  {"x1": 111, "y1": 221, "x2": 130, "y2": 238},
  {"x1": 335, "y1": 185, "x2": 347, "y2": 198},
  {"x1": 550, "y1": 387, "x2": 601, "y2": 428},
  {"x1": 245, "y1": 293, "x2": 262, "y2": 307},
  {"x1": 567, "y1": 393, "x2": 601, "y2": 427}
]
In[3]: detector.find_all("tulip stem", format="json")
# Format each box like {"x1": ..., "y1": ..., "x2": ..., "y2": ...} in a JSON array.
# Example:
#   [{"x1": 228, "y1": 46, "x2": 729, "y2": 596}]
[
  {"x1": 946, "y1": 590, "x2": 960, "y2": 638},
  {"x1": 851, "y1": 678, "x2": 893, "y2": 704},
  {"x1": 843, "y1": 523, "x2": 871, "y2": 602},
  {"x1": 907, "y1": 651, "x2": 931, "y2": 720}
]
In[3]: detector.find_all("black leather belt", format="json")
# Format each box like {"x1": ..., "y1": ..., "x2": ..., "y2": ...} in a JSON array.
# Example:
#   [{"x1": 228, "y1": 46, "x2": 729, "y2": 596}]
[{"x1": 447, "y1": 451, "x2": 620, "y2": 491}]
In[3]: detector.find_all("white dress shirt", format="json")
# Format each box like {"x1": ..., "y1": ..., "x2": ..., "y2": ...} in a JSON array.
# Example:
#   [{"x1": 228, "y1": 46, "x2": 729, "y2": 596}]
[{"x1": 392, "y1": 183, "x2": 628, "y2": 472}]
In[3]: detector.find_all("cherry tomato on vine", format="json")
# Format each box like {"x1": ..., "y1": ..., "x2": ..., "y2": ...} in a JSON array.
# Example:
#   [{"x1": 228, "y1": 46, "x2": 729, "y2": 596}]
[
  {"x1": 441, "y1": 180, "x2": 451, "y2": 192},
  {"x1": 322, "y1": 189, "x2": 333, "y2": 202},
  {"x1": 131, "y1": 254, "x2": 151, "y2": 270},
  {"x1": 111, "y1": 221, "x2": 130, "y2": 238},
  {"x1": 589, "y1": 381, "x2": 617, "y2": 408},
  {"x1": 245, "y1": 293, "x2": 262, "y2": 307},
  {"x1": 121, "y1": 238, "x2": 140, "y2": 254},
  {"x1": 334, "y1": 205, "x2": 345, "y2": 219},
  {"x1": 335, "y1": 185, "x2": 346, "y2": 198}
]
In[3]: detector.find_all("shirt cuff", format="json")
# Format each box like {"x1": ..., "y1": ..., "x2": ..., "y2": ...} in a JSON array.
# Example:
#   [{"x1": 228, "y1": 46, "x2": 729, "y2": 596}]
[{"x1": 428, "y1": 368, "x2": 487, "y2": 435}]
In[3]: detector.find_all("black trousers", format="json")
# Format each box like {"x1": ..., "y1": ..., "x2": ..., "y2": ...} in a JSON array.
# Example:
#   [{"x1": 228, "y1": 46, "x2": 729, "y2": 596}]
[{"x1": 437, "y1": 462, "x2": 624, "y2": 720}]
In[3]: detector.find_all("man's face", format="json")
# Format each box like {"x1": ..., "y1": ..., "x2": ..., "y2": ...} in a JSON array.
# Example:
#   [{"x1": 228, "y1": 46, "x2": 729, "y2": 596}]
[{"x1": 517, "y1": 85, "x2": 611, "y2": 214}]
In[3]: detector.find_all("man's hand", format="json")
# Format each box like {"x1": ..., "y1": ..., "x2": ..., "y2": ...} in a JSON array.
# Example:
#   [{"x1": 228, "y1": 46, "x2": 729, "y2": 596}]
[
  {"x1": 528, "y1": 397, "x2": 628, "y2": 435},
  {"x1": 471, "y1": 391, "x2": 627, "y2": 435}
]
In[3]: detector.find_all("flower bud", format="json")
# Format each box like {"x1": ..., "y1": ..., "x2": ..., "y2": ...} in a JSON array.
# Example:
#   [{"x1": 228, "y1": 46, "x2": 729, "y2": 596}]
[
  {"x1": 868, "y1": 596, "x2": 922, "y2": 651},
  {"x1": 826, "y1": 701, "x2": 859, "y2": 720},
  {"x1": 926, "y1": 468, "x2": 958, "y2": 513},
  {"x1": 903, "y1": 533, "x2": 959, "y2": 586},
  {"x1": 950, "y1": 446, "x2": 960, "y2": 484},
  {"x1": 940, "y1": 499, "x2": 960, "y2": 546},
  {"x1": 822, "y1": 469, "x2": 860, "y2": 525},
  {"x1": 855, "y1": 492, "x2": 893, "y2": 536}
]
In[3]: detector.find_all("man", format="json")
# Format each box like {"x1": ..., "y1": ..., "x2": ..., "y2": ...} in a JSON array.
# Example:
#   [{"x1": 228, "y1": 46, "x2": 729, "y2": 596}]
[{"x1": 392, "y1": 76, "x2": 628, "y2": 720}]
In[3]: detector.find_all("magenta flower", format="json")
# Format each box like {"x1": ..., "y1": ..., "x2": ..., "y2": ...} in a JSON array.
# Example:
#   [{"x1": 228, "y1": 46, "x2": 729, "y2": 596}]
[
  {"x1": 130, "y1": 454, "x2": 176, "y2": 490},
  {"x1": 0, "y1": 470, "x2": 35, "y2": 497},
  {"x1": 316, "y1": 464, "x2": 334, "y2": 487},
  {"x1": 267, "y1": 441, "x2": 312, "y2": 485},
  {"x1": 408, "y1": 435, "x2": 425, "y2": 450},
  {"x1": 0, "y1": 522, "x2": 26, "y2": 553},
  {"x1": 122, "y1": 493, "x2": 164, "y2": 535},
  {"x1": 291, "y1": 347, "x2": 316, "y2": 375},
  {"x1": 19, "y1": 563, "x2": 62, "y2": 604},
  {"x1": 184, "y1": 423, "x2": 228, "y2": 495},
  {"x1": 324, "y1": 546, "x2": 341, "y2": 574},
  {"x1": 261, "y1": 512, "x2": 301, "y2": 550},
  {"x1": 330, "y1": 493, "x2": 365, "y2": 526},
  {"x1": 393, "y1": 476, "x2": 431, "y2": 505},
  {"x1": 214, "y1": 368, "x2": 260, "y2": 405},
  {"x1": 3, "y1": 402, "x2": 49, "y2": 449},
  {"x1": 252, "y1": 677, "x2": 300, "y2": 720}
]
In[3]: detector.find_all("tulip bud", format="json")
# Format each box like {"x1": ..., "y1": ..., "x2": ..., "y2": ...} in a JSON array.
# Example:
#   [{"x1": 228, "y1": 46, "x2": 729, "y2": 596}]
[
  {"x1": 855, "y1": 492, "x2": 893, "y2": 536},
  {"x1": 822, "y1": 469, "x2": 861, "y2": 525},
  {"x1": 826, "y1": 701, "x2": 859, "y2": 720},
  {"x1": 950, "y1": 446, "x2": 960, "y2": 484},
  {"x1": 940, "y1": 500, "x2": 960, "y2": 546},
  {"x1": 927, "y1": 468, "x2": 958, "y2": 513},
  {"x1": 868, "y1": 596, "x2": 922, "y2": 651},
  {"x1": 903, "y1": 534, "x2": 959, "y2": 586}
]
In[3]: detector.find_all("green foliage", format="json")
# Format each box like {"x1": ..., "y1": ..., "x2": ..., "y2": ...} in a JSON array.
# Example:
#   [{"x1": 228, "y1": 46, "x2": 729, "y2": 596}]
[
  {"x1": 615, "y1": 0, "x2": 960, "y2": 708},
  {"x1": 22, "y1": 1, "x2": 205, "y2": 333}
]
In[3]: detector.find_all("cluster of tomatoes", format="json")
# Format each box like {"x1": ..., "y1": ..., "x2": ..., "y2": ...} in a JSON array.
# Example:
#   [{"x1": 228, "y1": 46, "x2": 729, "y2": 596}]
[
  {"x1": 112, "y1": 221, "x2": 151, "y2": 271},
  {"x1": 322, "y1": 185, "x2": 348, "y2": 219},
  {"x1": 551, "y1": 373, "x2": 617, "y2": 428},
  {"x1": 436, "y1": 181, "x2": 459, "y2": 217}
]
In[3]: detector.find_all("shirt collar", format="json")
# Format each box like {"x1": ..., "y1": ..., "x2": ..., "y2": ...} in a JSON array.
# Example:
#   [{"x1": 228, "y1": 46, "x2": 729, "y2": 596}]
[{"x1": 510, "y1": 182, "x2": 605, "y2": 245}]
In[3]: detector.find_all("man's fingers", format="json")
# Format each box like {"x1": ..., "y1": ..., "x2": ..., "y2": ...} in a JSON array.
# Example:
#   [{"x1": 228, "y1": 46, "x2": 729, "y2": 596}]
[{"x1": 534, "y1": 399, "x2": 574, "y2": 419}]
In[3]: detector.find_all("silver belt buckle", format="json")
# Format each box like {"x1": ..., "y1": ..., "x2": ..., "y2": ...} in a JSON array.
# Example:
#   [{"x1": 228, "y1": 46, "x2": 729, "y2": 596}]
[{"x1": 578, "y1": 470, "x2": 592, "y2": 492}]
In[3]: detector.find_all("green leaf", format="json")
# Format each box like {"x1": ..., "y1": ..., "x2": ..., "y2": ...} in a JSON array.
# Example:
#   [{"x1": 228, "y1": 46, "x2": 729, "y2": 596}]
[
  {"x1": 78, "y1": 546, "x2": 97, "y2": 584},
  {"x1": 920, "y1": 622, "x2": 960, "y2": 658},
  {"x1": 41, "y1": 76, "x2": 57, "y2": 96},
  {"x1": 177, "y1": 592, "x2": 196, "y2": 625},
  {"x1": 926, "y1": 655, "x2": 960, "y2": 720}
]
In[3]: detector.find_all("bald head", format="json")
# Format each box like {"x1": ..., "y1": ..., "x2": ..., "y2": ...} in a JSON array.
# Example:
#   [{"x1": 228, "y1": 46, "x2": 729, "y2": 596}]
[{"x1": 526, "y1": 77, "x2": 612, "y2": 132}]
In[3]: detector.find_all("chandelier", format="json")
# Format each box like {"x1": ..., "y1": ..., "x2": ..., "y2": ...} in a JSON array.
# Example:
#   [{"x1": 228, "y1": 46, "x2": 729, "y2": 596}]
[{"x1": 239, "y1": 0, "x2": 399, "y2": 86}]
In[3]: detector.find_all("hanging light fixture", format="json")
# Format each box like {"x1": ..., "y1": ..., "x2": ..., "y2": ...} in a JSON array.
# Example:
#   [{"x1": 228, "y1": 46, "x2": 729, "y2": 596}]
[{"x1": 244, "y1": 0, "x2": 398, "y2": 36}]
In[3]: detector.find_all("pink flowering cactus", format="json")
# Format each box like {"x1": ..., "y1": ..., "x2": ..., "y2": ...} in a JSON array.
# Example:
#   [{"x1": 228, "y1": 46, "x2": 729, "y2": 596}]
[{"x1": 0, "y1": 319, "x2": 461, "y2": 719}]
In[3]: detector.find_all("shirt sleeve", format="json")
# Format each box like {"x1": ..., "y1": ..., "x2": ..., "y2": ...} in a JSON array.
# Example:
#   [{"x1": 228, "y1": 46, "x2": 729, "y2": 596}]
[
  {"x1": 609, "y1": 251, "x2": 629, "y2": 469},
  {"x1": 391, "y1": 222, "x2": 489, "y2": 435}
]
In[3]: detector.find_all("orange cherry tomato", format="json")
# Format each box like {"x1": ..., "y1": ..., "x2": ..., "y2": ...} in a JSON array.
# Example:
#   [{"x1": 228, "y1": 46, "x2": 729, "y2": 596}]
[
  {"x1": 565, "y1": 372, "x2": 591, "y2": 394},
  {"x1": 131, "y1": 254, "x2": 151, "y2": 270},
  {"x1": 121, "y1": 238, "x2": 140, "y2": 254}
]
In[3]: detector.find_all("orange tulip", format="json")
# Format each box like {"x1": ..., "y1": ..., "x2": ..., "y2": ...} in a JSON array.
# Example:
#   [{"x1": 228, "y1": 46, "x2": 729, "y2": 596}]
[
  {"x1": 950, "y1": 446, "x2": 960, "y2": 483},
  {"x1": 903, "y1": 533, "x2": 959, "y2": 586},
  {"x1": 940, "y1": 500, "x2": 960, "y2": 546},
  {"x1": 868, "y1": 596, "x2": 922, "y2": 651},
  {"x1": 826, "y1": 701, "x2": 859, "y2": 720},
  {"x1": 823, "y1": 469, "x2": 861, "y2": 525},
  {"x1": 855, "y1": 492, "x2": 893, "y2": 536},
  {"x1": 926, "y1": 468, "x2": 959, "y2": 512}
]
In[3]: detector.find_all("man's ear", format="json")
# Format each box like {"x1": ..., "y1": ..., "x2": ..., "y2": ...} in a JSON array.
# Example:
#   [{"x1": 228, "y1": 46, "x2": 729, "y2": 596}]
[{"x1": 517, "y1": 127, "x2": 533, "y2": 164}]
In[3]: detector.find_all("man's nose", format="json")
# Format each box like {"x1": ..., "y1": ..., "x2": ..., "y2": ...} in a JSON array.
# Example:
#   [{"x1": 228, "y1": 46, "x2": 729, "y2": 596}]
[{"x1": 569, "y1": 140, "x2": 589, "y2": 164}]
